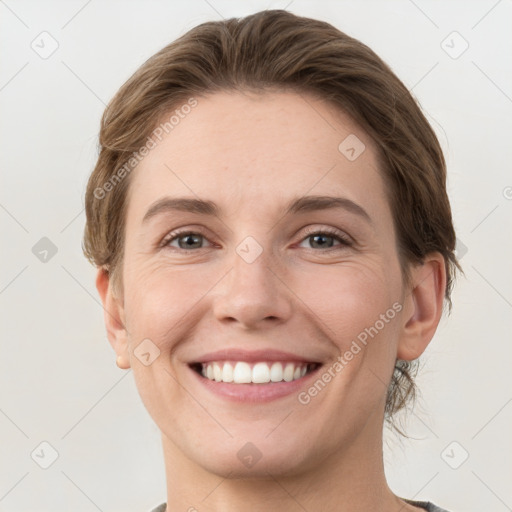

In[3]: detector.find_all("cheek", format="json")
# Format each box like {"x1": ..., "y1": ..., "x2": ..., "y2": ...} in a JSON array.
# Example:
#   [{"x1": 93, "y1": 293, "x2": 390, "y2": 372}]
[
  {"x1": 287, "y1": 263, "x2": 403, "y2": 445},
  {"x1": 122, "y1": 234, "x2": 404, "y2": 349},
  {"x1": 292, "y1": 259, "x2": 403, "y2": 402},
  {"x1": 120, "y1": 263, "x2": 213, "y2": 416},
  {"x1": 295, "y1": 260, "x2": 401, "y2": 340},
  {"x1": 122, "y1": 260, "x2": 220, "y2": 348}
]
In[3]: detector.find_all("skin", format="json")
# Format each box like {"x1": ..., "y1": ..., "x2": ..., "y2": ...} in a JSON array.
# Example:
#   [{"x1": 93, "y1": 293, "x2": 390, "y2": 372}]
[{"x1": 97, "y1": 90, "x2": 446, "y2": 512}]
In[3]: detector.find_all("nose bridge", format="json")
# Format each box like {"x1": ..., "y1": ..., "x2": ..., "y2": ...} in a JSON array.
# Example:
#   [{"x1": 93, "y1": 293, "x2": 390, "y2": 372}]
[
  {"x1": 233, "y1": 238, "x2": 275, "y2": 294},
  {"x1": 212, "y1": 235, "x2": 293, "y2": 327}
]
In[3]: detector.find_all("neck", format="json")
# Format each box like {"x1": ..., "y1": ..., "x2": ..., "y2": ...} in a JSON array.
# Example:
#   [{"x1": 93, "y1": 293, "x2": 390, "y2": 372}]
[{"x1": 160, "y1": 409, "x2": 416, "y2": 512}]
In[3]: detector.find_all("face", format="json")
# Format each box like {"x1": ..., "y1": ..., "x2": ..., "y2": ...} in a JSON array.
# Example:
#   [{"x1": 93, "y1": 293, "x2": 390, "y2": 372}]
[{"x1": 107, "y1": 91, "x2": 416, "y2": 477}]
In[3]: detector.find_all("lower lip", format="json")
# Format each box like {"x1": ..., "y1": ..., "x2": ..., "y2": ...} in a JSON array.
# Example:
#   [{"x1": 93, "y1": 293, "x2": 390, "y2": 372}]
[{"x1": 188, "y1": 365, "x2": 322, "y2": 403}]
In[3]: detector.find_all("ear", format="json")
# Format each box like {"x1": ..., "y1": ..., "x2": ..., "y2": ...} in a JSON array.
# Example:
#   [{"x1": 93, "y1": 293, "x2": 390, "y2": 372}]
[
  {"x1": 397, "y1": 253, "x2": 446, "y2": 361},
  {"x1": 96, "y1": 268, "x2": 130, "y2": 369}
]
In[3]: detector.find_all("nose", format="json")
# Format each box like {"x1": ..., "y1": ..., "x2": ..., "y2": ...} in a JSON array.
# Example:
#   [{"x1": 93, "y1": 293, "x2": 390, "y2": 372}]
[{"x1": 212, "y1": 246, "x2": 293, "y2": 330}]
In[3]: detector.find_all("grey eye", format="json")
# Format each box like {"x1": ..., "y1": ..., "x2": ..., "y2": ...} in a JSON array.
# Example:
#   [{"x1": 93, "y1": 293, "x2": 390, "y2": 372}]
[
  {"x1": 307, "y1": 234, "x2": 336, "y2": 249},
  {"x1": 169, "y1": 233, "x2": 205, "y2": 250}
]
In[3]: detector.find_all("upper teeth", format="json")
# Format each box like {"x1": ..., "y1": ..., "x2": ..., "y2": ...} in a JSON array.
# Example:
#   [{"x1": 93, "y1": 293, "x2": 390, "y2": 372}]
[{"x1": 201, "y1": 361, "x2": 309, "y2": 384}]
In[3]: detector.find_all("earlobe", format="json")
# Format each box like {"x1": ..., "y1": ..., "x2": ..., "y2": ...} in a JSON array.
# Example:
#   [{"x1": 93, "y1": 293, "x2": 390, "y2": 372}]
[
  {"x1": 96, "y1": 268, "x2": 131, "y2": 369},
  {"x1": 397, "y1": 254, "x2": 446, "y2": 361}
]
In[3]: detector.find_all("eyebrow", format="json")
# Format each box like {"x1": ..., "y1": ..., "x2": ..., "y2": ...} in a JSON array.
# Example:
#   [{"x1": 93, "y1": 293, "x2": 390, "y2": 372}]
[{"x1": 142, "y1": 195, "x2": 372, "y2": 224}]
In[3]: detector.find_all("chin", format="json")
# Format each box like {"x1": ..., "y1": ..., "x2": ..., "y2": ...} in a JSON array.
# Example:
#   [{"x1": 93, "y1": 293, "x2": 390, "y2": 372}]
[
  {"x1": 185, "y1": 433, "x2": 315, "y2": 479},
  {"x1": 199, "y1": 451, "x2": 308, "y2": 479}
]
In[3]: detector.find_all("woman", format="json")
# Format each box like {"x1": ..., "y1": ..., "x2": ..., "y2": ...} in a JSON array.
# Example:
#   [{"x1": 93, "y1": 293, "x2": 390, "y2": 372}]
[{"x1": 83, "y1": 10, "x2": 459, "y2": 512}]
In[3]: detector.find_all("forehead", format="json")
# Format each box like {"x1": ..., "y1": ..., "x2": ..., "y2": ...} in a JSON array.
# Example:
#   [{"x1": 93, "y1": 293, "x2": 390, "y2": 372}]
[{"x1": 126, "y1": 90, "x2": 387, "y2": 222}]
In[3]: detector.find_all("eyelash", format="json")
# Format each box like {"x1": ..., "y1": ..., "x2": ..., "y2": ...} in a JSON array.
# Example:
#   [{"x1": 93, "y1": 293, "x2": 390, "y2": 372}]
[
  {"x1": 300, "y1": 226, "x2": 353, "y2": 250},
  {"x1": 160, "y1": 226, "x2": 353, "y2": 252}
]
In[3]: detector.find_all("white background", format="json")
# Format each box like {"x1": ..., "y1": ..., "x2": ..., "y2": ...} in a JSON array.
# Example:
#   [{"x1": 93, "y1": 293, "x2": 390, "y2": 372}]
[{"x1": 1, "y1": 1, "x2": 511, "y2": 511}]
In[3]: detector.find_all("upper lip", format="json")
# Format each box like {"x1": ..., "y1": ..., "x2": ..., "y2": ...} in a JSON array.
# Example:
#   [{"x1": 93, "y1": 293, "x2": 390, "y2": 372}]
[{"x1": 188, "y1": 349, "x2": 321, "y2": 364}]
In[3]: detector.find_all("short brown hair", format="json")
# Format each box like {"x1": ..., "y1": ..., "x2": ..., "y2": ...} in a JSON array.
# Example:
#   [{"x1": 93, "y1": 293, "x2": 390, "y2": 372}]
[{"x1": 83, "y1": 9, "x2": 460, "y2": 428}]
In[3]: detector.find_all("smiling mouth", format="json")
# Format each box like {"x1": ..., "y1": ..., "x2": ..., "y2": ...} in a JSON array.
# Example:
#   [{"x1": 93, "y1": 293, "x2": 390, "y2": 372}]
[{"x1": 189, "y1": 361, "x2": 321, "y2": 384}]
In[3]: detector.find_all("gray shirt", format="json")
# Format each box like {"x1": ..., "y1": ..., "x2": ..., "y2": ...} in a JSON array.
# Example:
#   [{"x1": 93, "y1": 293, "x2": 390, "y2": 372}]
[
  {"x1": 404, "y1": 499, "x2": 452, "y2": 511},
  {"x1": 149, "y1": 499, "x2": 451, "y2": 511}
]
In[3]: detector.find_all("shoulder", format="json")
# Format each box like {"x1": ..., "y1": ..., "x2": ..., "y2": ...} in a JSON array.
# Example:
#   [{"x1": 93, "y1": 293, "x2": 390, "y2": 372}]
[
  {"x1": 149, "y1": 501, "x2": 453, "y2": 512},
  {"x1": 148, "y1": 504, "x2": 166, "y2": 512},
  {"x1": 406, "y1": 499, "x2": 452, "y2": 512}
]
